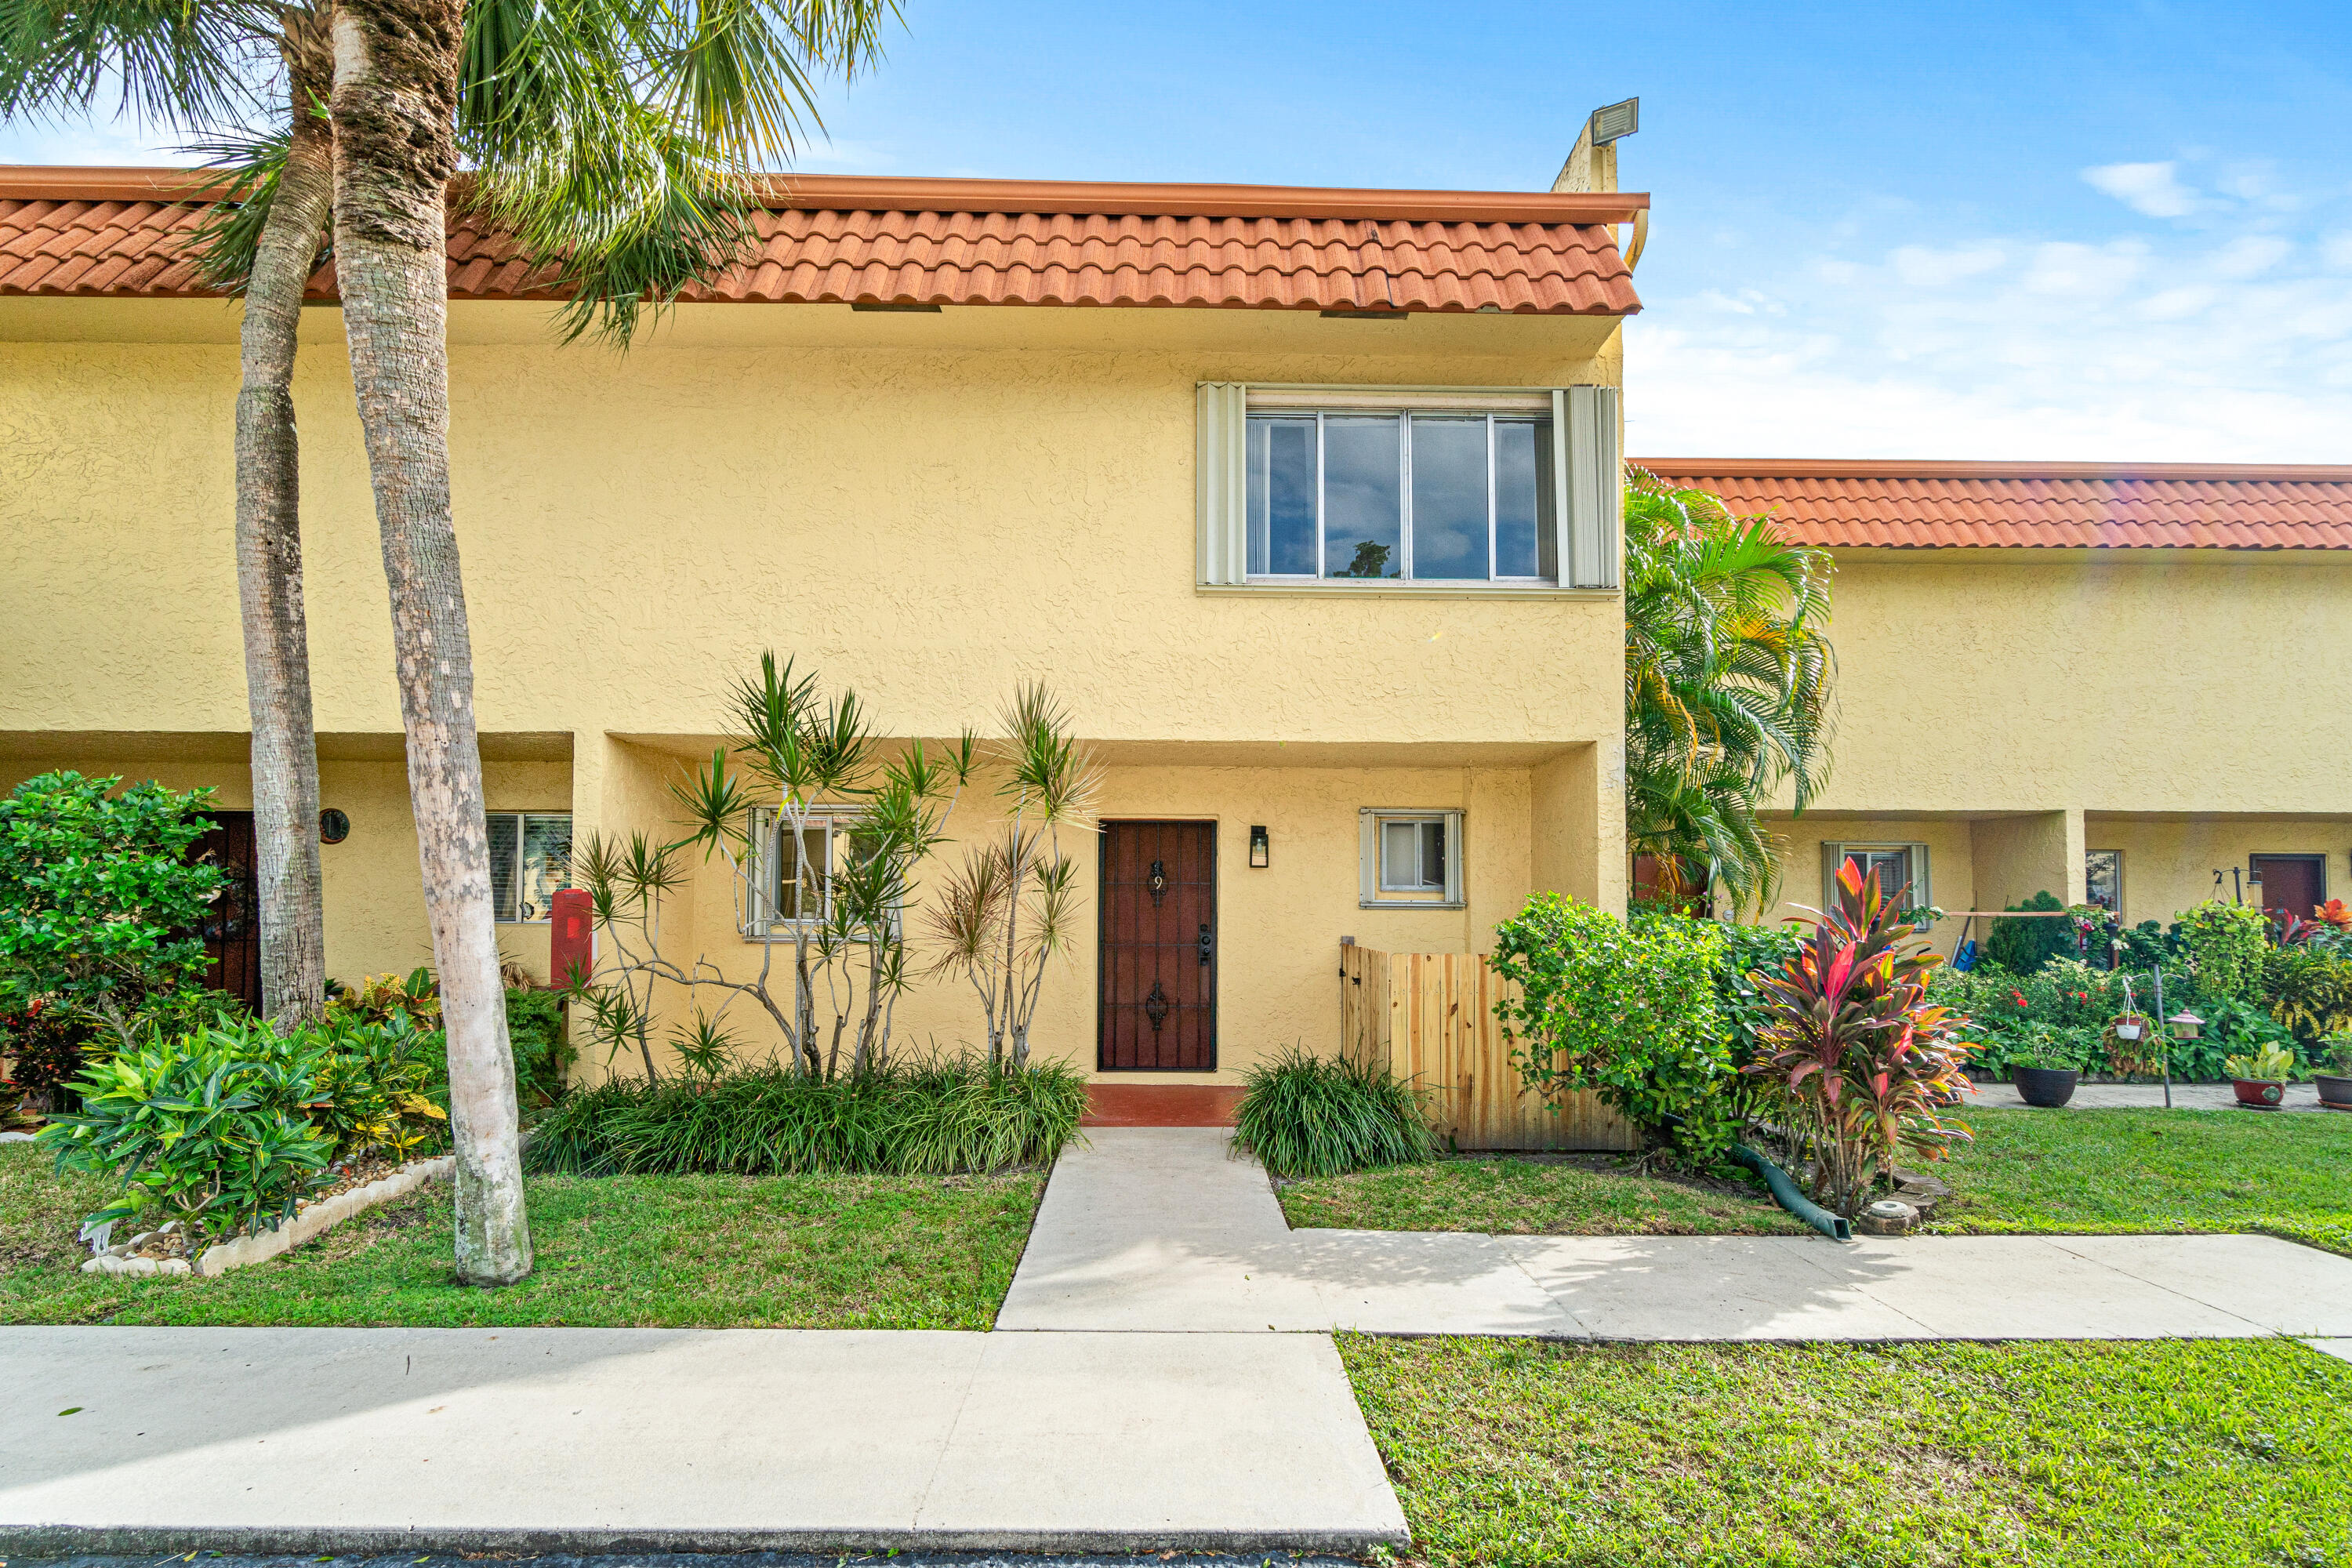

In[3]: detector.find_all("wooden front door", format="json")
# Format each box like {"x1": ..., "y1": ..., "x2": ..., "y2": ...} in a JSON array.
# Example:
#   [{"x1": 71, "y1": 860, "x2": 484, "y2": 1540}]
[
  {"x1": 194, "y1": 811, "x2": 263, "y2": 1013},
  {"x1": 1098, "y1": 820, "x2": 1217, "y2": 1071},
  {"x1": 2252, "y1": 855, "x2": 2325, "y2": 928}
]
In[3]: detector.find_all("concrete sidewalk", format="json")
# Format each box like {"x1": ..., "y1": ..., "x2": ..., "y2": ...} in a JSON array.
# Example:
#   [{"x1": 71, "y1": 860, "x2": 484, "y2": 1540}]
[
  {"x1": 997, "y1": 1128, "x2": 2352, "y2": 1340},
  {"x1": 0, "y1": 1327, "x2": 1406, "y2": 1555}
]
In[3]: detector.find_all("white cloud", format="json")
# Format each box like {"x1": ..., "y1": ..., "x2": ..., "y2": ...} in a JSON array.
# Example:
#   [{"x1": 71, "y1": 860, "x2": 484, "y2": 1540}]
[
  {"x1": 2083, "y1": 160, "x2": 2197, "y2": 218},
  {"x1": 2318, "y1": 232, "x2": 2352, "y2": 268},
  {"x1": 1890, "y1": 244, "x2": 2005, "y2": 287},
  {"x1": 2021, "y1": 239, "x2": 2147, "y2": 297},
  {"x1": 2208, "y1": 234, "x2": 2292, "y2": 278}
]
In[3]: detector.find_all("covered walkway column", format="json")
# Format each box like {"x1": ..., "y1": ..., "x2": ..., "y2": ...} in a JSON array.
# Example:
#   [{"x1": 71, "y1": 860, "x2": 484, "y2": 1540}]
[
  {"x1": 1530, "y1": 741, "x2": 1624, "y2": 914},
  {"x1": 1969, "y1": 808, "x2": 2085, "y2": 912}
]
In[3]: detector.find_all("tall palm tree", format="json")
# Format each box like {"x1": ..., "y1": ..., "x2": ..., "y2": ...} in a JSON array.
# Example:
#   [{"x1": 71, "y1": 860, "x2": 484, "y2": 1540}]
[
  {"x1": 325, "y1": 0, "x2": 891, "y2": 1284},
  {"x1": 9, "y1": 0, "x2": 893, "y2": 1283},
  {"x1": 3, "y1": 3, "x2": 335, "y2": 1027},
  {"x1": 1622, "y1": 466, "x2": 1838, "y2": 913}
]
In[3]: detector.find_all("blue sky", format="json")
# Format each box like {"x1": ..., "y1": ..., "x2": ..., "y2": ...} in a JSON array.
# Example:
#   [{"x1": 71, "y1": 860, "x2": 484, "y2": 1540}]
[{"x1": 9, "y1": 0, "x2": 2350, "y2": 460}]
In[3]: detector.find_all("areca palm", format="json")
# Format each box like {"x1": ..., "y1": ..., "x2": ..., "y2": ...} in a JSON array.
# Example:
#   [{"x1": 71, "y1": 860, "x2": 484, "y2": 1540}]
[{"x1": 1622, "y1": 466, "x2": 1838, "y2": 913}]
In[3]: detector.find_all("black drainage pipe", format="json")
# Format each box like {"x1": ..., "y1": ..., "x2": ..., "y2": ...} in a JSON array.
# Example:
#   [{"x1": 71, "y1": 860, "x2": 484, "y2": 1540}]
[{"x1": 1728, "y1": 1141, "x2": 1850, "y2": 1241}]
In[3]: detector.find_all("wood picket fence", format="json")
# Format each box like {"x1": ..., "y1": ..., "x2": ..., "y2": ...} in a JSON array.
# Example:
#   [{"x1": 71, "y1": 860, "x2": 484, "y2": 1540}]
[{"x1": 1338, "y1": 943, "x2": 1637, "y2": 1151}]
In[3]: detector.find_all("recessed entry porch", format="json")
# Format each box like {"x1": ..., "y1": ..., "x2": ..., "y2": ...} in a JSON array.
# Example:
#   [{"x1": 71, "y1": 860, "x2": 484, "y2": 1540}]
[{"x1": 583, "y1": 735, "x2": 1621, "y2": 1090}]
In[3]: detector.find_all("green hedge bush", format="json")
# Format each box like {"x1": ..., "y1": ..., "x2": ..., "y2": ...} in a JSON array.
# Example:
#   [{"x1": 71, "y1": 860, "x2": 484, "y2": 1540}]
[
  {"x1": 1490, "y1": 893, "x2": 1737, "y2": 1163},
  {"x1": 524, "y1": 1055, "x2": 1088, "y2": 1177},
  {"x1": 1233, "y1": 1047, "x2": 1438, "y2": 1178}
]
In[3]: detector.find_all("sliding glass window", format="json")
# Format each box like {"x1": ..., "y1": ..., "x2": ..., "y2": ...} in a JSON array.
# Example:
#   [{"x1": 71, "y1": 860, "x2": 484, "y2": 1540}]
[{"x1": 1245, "y1": 410, "x2": 1555, "y2": 583}]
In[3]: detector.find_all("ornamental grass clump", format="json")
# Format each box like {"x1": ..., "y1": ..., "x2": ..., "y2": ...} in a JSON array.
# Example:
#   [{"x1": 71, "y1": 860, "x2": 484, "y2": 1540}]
[
  {"x1": 1747, "y1": 859, "x2": 1974, "y2": 1218},
  {"x1": 523, "y1": 1054, "x2": 1088, "y2": 1178},
  {"x1": 1233, "y1": 1047, "x2": 1438, "y2": 1178}
]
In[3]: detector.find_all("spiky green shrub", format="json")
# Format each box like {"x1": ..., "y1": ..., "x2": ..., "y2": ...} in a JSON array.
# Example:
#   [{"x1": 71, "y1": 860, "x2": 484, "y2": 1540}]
[
  {"x1": 1232, "y1": 1047, "x2": 1438, "y2": 1178},
  {"x1": 524, "y1": 1054, "x2": 1087, "y2": 1177}
]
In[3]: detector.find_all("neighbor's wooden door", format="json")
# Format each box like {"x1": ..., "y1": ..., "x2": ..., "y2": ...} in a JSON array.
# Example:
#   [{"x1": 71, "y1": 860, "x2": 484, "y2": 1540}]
[
  {"x1": 1098, "y1": 820, "x2": 1217, "y2": 1071},
  {"x1": 194, "y1": 811, "x2": 263, "y2": 1014},
  {"x1": 2252, "y1": 855, "x2": 2325, "y2": 927}
]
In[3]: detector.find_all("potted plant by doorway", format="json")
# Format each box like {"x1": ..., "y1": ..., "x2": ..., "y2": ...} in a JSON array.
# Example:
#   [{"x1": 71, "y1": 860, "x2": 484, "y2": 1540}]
[
  {"x1": 2008, "y1": 1033, "x2": 2081, "y2": 1109},
  {"x1": 2224, "y1": 1045, "x2": 2296, "y2": 1110},
  {"x1": 2313, "y1": 1031, "x2": 2352, "y2": 1113}
]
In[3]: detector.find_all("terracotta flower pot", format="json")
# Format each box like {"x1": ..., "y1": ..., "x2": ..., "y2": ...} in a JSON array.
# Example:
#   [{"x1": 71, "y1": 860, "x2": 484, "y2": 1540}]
[
  {"x1": 2313, "y1": 1073, "x2": 2352, "y2": 1112},
  {"x1": 2012, "y1": 1065, "x2": 2078, "y2": 1109},
  {"x1": 2232, "y1": 1078, "x2": 2286, "y2": 1109}
]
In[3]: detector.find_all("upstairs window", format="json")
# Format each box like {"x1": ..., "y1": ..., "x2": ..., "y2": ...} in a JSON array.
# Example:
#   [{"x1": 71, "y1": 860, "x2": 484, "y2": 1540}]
[
  {"x1": 1197, "y1": 383, "x2": 1622, "y2": 591},
  {"x1": 1247, "y1": 411, "x2": 1556, "y2": 583},
  {"x1": 488, "y1": 811, "x2": 572, "y2": 923}
]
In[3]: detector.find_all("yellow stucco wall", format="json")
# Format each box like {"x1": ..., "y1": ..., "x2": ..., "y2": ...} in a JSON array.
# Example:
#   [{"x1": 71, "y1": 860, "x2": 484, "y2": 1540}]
[
  {"x1": 1, "y1": 297, "x2": 1628, "y2": 1080},
  {"x1": 1787, "y1": 550, "x2": 2352, "y2": 816}
]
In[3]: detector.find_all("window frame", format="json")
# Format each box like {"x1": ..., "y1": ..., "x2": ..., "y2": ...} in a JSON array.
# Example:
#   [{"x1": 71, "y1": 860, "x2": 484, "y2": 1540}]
[
  {"x1": 1243, "y1": 408, "x2": 1557, "y2": 587},
  {"x1": 2084, "y1": 848, "x2": 2125, "y2": 913},
  {"x1": 1197, "y1": 382, "x2": 1622, "y2": 593},
  {"x1": 1821, "y1": 841, "x2": 1930, "y2": 910},
  {"x1": 742, "y1": 806, "x2": 899, "y2": 942},
  {"x1": 1359, "y1": 808, "x2": 1465, "y2": 909},
  {"x1": 488, "y1": 810, "x2": 573, "y2": 924}
]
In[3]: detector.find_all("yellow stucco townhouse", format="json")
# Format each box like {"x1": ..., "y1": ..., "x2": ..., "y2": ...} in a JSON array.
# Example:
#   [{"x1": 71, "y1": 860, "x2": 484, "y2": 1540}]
[
  {"x1": 1641, "y1": 458, "x2": 2352, "y2": 949},
  {"x1": 1, "y1": 160, "x2": 1644, "y2": 1109}
]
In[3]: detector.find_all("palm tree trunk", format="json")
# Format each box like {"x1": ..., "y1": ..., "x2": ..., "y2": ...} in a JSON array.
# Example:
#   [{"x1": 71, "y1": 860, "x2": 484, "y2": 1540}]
[
  {"x1": 329, "y1": 0, "x2": 530, "y2": 1285},
  {"x1": 238, "y1": 18, "x2": 335, "y2": 1027}
]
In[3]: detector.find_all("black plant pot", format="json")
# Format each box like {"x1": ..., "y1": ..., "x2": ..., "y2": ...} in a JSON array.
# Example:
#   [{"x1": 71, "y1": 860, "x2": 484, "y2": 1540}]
[
  {"x1": 2315, "y1": 1073, "x2": 2352, "y2": 1112},
  {"x1": 2012, "y1": 1066, "x2": 2079, "y2": 1109}
]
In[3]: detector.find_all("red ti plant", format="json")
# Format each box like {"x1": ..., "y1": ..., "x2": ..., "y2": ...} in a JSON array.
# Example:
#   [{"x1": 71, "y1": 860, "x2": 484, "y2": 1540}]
[{"x1": 1746, "y1": 859, "x2": 1974, "y2": 1218}]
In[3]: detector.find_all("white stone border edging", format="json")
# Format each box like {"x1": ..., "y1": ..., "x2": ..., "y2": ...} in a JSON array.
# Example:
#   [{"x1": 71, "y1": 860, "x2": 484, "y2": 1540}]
[{"x1": 81, "y1": 1153, "x2": 456, "y2": 1279}]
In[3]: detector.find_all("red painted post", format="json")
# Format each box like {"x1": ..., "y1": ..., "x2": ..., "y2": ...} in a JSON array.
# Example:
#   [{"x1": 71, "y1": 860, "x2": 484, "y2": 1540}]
[{"x1": 550, "y1": 887, "x2": 594, "y2": 988}]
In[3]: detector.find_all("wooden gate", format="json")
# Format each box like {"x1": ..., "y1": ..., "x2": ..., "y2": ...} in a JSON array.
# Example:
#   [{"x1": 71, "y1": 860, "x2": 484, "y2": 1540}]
[
  {"x1": 1098, "y1": 821, "x2": 1217, "y2": 1070},
  {"x1": 1340, "y1": 942, "x2": 1635, "y2": 1150}
]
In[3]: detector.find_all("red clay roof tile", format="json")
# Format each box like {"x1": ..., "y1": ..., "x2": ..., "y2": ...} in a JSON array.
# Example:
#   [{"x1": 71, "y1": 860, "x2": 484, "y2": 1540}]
[
  {"x1": 0, "y1": 169, "x2": 1643, "y2": 316},
  {"x1": 1635, "y1": 459, "x2": 2352, "y2": 551}
]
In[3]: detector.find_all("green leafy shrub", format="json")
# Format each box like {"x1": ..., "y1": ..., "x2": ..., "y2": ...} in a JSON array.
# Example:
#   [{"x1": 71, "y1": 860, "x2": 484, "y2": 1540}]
[
  {"x1": 502, "y1": 987, "x2": 572, "y2": 1105},
  {"x1": 524, "y1": 1054, "x2": 1087, "y2": 1177},
  {"x1": 1747, "y1": 861, "x2": 1974, "y2": 1217},
  {"x1": 1, "y1": 996, "x2": 96, "y2": 1114},
  {"x1": 2176, "y1": 899, "x2": 2268, "y2": 1003},
  {"x1": 38, "y1": 1028, "x2": 336, "y2": 1240},
  {"x1": 1983, "y1": 891, "x2": 2069, "y2": 973},
  {"x1": 2262, "y1": 947, "x2": 2352, "y2": 1044},
  {"x1": 0, "y1": 771, "x2": 224, "y2": 1037},
  {"x1": 1490, "y1": 894, "x2": 1738, "y2": 1163},
  {"x1": 2318, "y1": 1030, "x2": 2352, "y2": 1075},
  {"x1": 1716, "y1": 920, "x2": 1805, "y2": 1068},
  {"x1": 1233, "y1": 1047, "x2": 1438, "y2": 1178},
  {"x1": 34, "y1": 1014, "x2": 450, "y2": 1243}
]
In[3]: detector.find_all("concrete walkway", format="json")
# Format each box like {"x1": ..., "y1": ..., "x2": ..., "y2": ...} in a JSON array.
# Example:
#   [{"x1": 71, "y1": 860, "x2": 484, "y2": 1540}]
[
  {"x1": 997, "y1": 1128, "x2": 2352, "y2": 1341},
  {"x1": 0, "y1": 1326, "x2": 1405, "y2": 1555},
  {"x1": 1986, "y1": 1080, "x2": 2337, "y2": 1110}
]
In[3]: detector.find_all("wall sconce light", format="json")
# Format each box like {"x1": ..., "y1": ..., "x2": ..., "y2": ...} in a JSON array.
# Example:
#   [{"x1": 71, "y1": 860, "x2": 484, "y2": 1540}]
[
  {"x1": 1248, "y1": 825, "x2": 1270, "y2": 869},
  {"x1": 2167, "y1": 1010, "x2": 2203, "y2": 1042}
]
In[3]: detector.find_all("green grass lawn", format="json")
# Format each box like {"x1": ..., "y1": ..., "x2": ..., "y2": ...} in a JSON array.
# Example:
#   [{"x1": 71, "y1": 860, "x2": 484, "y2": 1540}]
[
  {"x1": 1278, "y1": 1152, "x2": 1806, "y2": 1236},
  {"x1": 1345, "y1": 1334, "x2": 2352, "y2": 1568},
  {"x1": 0, "y1": 1140, "x2": 1042, "y2": 1328},
  {"x1": 1928, "y1": 1108, "x2": 2352, "y2": 1255},
  {"x1": 1276, "y1": 1109, "x2": 2352, "y2": 1253}
]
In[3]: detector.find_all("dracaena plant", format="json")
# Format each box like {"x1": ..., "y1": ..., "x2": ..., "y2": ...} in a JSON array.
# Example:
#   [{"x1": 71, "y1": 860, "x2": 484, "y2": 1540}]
[{"x1": 1747, "y1": 859, "x2": 1974, "y2": 1218}]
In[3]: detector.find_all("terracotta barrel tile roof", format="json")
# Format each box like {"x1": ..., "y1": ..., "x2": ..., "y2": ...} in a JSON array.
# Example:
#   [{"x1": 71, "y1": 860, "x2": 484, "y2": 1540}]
[
  {"x1": 0, "y1": 168, "x2": 1642, "y2": 315},
  {"x1": 1635, "y1": 458, "x2": 2352, "y2": 551}
]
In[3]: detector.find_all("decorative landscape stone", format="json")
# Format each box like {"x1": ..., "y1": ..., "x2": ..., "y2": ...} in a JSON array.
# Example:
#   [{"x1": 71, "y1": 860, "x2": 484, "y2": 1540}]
[{"x1": 79, "y1": 1152, "x2": 455, "y2": 1279}]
